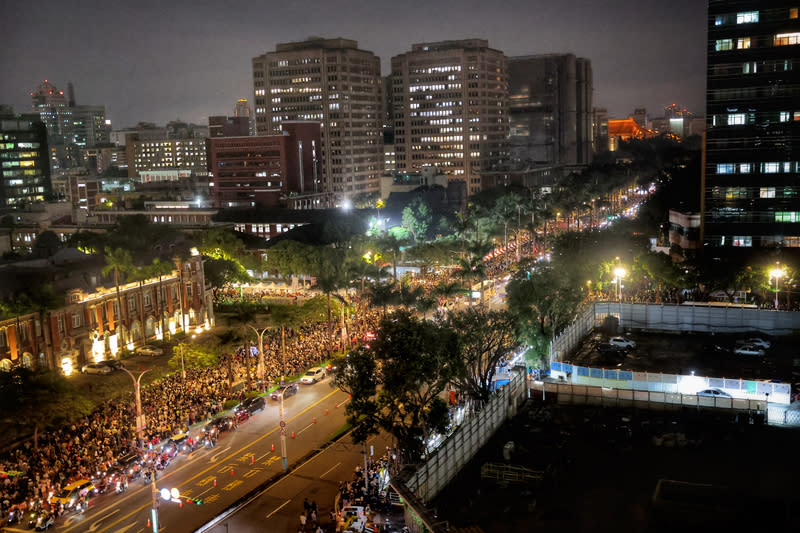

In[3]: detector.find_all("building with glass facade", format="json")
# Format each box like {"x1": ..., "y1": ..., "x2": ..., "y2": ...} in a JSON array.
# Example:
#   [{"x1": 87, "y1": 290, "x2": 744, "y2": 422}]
[
  {"x1": 0, "y1": 113, "x2": 51, "y2": 206},
  {"x1": 704, "y1": 1, "x2": 800, "y2": 248}
]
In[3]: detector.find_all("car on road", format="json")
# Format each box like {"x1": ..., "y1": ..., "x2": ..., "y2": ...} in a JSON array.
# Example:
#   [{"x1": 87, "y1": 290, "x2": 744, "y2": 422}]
[
  {"x1": 135, "y1": 345, "x2": 163, "y2": 357},
  {"x1": 300, "y1": 367, "x2": 326, "y2": 384},
  {"x1": 736, "y1": 337, "x2": 771, "y2": 350},
  {"x1": 734, "y1": 344, "x2": 766, "y2": 357},
  {"x1": 338, "y1": 505, "x2": 367, "y2": 532},
  {"x1": 49, "y1": 479, "x2": 95, "y2": 509},
  {"x1": 203, "y1": 415, "x2": 236, "y2": 436},
  {"x1": 270, "y1": 383, "x2": 299, "y2": 400},
  {"x1": 116, "y1": 452, "x2": 142, "y2": 478},
  {"x1": 697, "y1": 388, "x2": 732, "y2": 398},
  {"x1": 608, "y1": 336, "x2": 636, "y2": 350},
  {"x1": 81, "y1": 362, "x2": 112, "y2": 375},
  {"x1": 236, "y1": 395, "x2": 266, "y2": 415}
]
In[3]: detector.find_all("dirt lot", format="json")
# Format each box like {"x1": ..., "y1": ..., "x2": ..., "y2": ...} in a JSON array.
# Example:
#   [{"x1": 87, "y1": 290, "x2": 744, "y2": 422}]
[
  {"x1": 433, "y1": 400, "x2": 800, "y2": 533},
  {"x1": 567, "y1": 330, "x2": 797, "y2": 384}
]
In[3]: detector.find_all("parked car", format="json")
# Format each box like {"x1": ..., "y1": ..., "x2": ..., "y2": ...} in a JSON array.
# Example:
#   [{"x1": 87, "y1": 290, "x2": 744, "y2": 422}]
[
  {"x1": 81, "y1": 363, "x2": 112, "y2": 375},
  {"x1": 338, "y1": 505, "x2": 367, "y2": 532},
  {"x1": 116, "y1": 452, "x2": 142, "y2": 478},
  {"x1": 697, "y1": 388, "x2": 732, "y2": 398},
  {"x1": 300, "y1": 367, "x2": 326, "y2": 384},
  {"x1": 734, "y1": 344, "x2": 766, "y2": 357},
  {"x1": 608, "y1": 337, "x2": 636, "y2": 350},
  {"x1": 270, "y1": 383, "x2": 299, "y2": 400},
  {"x1": 236, "y1": 395, "x2": 266, "y2": 415},
  {"x1": 99, "y1": 359, "x2": 124, "y2": 371},
  {"x1": 135, "y1": 345, "x2": 163, "y2": 357},
  {"x1": 596, "y1": 343, "x2": 625, "y2": 356},
  {"x1": 736, "y1": 337, "x2": 771, "y2": 350}
]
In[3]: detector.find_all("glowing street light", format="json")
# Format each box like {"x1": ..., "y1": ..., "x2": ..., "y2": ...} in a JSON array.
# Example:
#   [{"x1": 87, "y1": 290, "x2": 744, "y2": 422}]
[
  {"x1": 613, "y1": 267, "x2": 627, "y2": 301},
  {"x1": 770, "y1": 265, "x2": 786, "y2": 310}
]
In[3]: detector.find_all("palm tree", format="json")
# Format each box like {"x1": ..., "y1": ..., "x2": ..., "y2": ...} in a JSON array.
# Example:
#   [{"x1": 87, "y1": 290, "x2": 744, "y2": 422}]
[
  {"x1": 369, "y1": 282, "x2": 398, "y2": 317},
  {"x1": 102, "y1": 247, "x2": 134, "y2": 349},
  {"x1": 456, "y1": 240, "x2": 492, "y2": 307},
  {"x1": 377, "y1": 234, "x2": 404, "y2": 282}
]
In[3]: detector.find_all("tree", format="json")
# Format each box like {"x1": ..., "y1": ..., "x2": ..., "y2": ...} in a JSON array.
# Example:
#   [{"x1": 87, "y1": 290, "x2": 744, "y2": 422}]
[
  {"x1": 102, "y1": 247, "x2": 134, "y2": 347},
  {"x1": 401, "y1": 197, "x2": 433, "y2": 242},
  {"x1": 332, "y1": 311, "x2": 461, "y2": 460},
  {"x1": 447, "y1": 308, "x2": 518, "y2": 405}
]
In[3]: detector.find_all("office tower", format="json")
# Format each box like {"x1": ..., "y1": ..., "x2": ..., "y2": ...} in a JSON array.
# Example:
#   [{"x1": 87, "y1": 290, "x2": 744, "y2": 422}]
[
  {"x1": 207, "y1": 121, "x2": 321, "y2": 208},
  {"x1": 127, "y1": 136, "x2": 207, "y2": 181},
  {"x1": 391, "y1": 39, "x2": 508, "y2": 196},
  {"x1": 508, "y1": 54, "x2": 593, "y2": 167},
  {"x1": 234, "y1": 98, "x2": 255, "y2": 136},
  {"x1": 252, "y1": 37, "x2": 383, "y2": 199},
  {"x1": 30, "y1": 80, "x2": 110, "y2": 171},
  {"x1": 704, "y1": 2, "x2": 800, "y2": 249},
  {"x1": 0, "y1": 112, "x2": 51, "y2": 206},
  {"x1": 209, "y1": 116, "x2": 251, "y2": 137}
]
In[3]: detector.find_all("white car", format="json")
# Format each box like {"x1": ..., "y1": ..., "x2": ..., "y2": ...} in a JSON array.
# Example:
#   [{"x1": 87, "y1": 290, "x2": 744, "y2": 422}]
[
  {"x1": 697, "y1": 388, "x2": 731, "y2": 398},
  {"x1": 734, "y1": 344, "x2": 765, "y2": 357},
  {"x1": 81, "y1": 363, "x2": 112, "y2": 375},
  {"x1": 135, "y1": 345, "x2": 163, "y2": 357},
  {"x1": 736, "y1": 337, "x2": 771, "y2": 350},
  {"x1": 608, "y1": 336, "x2": 636, "y2": 350},
  {"x1": 300, "y1": 367, "x2": 326, "y2": 384},
  {"x1": 338, "y1": 506, "x2": 366, "y2": 532}
]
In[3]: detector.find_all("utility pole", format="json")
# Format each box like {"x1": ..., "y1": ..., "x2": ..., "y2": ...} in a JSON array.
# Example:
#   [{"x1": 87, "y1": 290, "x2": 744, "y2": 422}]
[
  {"x1": 121, "y1": 367, "x2": 151, "y2": 451},
  {"x1": 247, "y1": 325, "x2": 269, "y2": 392}
]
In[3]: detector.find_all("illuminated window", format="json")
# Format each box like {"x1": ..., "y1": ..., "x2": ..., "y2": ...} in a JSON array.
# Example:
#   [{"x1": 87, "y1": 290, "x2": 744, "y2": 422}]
[
  {"x1": 776, "y1": 212, "x2": 800, "y2": 222},
  {"x1": 736, "y1": 11, "x2": 759, "y2": 24},
  {"x1": 71, "y1": 313, "x2": 81, "y2": 328},
  {"x1": 760, "y1": 187, "x2": 776, "y2": 198},
  {"x1": 791, "y1": 8, "x2": 798, "y2": 19},
  {"x1": 780, "y1": 111, "x2": 791, "y2": 122},
  {"x1": 774, "y1": 33, "x2": 800, "y2": 46},
  {"x1": 737, "y1": 38, "x2": 751, "y2": 49},
  {"x1": 728, "y1": 113, "x2": 746, "y2": 125},
  {"x1": 732, "y1": 236, "x2": 752, "y2": 247},
  {"x1": 739, "y1": 163, "x2": 751, "y2": 173},
  {"x1": 716, "y1": 39, "x2": 734, "y2": 51},
  {"x1": 762, "y1": 162, "x2": 781, "y2": 173}
]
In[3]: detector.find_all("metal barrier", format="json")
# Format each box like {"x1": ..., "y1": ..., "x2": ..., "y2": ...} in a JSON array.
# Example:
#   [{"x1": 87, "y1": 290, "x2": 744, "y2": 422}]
[{"x1": 403, "y1": 371, "x2": 527, "y2": 505}]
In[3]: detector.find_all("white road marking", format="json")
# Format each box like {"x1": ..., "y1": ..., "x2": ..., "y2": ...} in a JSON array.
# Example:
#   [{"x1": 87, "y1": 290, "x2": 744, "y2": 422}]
[
  {"x1": 297, "y1": 422, "x2": 315, "y2": 435},
  {"x1": 88, "y1": 508, "x2": 120, "y2": 532},
  {"x1": 209, "y1": 446, "x2": 232, "y2": 462},
  {"x1": 265, "y1": 499, "x2": 292, "y2": 518},
  {"x1": 320, "y1": 461, "x2": 341, "y2": 479}
]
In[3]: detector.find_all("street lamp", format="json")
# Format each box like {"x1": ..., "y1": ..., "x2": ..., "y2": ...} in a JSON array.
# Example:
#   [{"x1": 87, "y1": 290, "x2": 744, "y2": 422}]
[
  {"x1": 248, "y1": 325, "x2": 270, "y2": 392},
  {"x1": 770, "y1": 265, "x2": 786, "y2": 310},
  {"x1": 613, "y1": 267, "x2": 627, "y2": 301}
]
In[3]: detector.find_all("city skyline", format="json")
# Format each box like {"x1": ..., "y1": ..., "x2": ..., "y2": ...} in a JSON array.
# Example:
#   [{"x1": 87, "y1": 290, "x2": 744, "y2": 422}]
[{"x1": 1, "y1": 0, "x2": 706, "y2": 128}]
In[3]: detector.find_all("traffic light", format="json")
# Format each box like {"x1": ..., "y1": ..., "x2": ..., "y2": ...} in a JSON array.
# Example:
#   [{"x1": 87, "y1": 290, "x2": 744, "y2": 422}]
[{"x1": 183, "y1": 496, "x2": 203, "y2": 505}]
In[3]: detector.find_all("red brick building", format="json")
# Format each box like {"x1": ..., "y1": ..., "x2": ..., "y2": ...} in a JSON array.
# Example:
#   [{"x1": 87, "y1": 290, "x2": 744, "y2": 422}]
[{"x1": 207, "y1": 121, "x2": 322, "y2": 208}]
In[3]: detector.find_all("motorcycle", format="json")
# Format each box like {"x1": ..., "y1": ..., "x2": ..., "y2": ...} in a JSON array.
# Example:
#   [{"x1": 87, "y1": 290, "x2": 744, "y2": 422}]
[
  {"x1": 115, "y1": 479, "x2": 128, "y2": 494},
  {"x1": 6, "y1": 507, "x2": 21, "y2": 526},
  {"x1": 34, "y1": 512, "x2": 54, "y2": 531}
]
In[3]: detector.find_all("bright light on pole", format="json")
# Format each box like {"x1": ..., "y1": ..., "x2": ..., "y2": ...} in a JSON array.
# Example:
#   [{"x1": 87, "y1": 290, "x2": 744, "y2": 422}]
[
  {"x1": 613, "y1": 267, "x2": 626, "y2": 301},
  {"x1": 770, "y1": 266, "x2": 785, "y2": 310}
]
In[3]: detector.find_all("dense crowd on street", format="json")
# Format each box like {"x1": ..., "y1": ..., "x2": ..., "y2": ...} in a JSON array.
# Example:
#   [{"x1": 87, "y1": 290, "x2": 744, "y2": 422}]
[{"x1": 0, "y1": 306, "x2": 380, "y2": 524}]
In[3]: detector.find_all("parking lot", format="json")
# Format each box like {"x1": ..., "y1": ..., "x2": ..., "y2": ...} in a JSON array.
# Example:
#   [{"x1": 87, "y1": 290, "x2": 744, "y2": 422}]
[{"x1": 567, "y1": 329, "x2": 798, "y2": 385}]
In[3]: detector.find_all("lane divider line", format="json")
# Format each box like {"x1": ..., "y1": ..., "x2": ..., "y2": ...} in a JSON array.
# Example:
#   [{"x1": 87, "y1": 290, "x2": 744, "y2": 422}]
[
  {"x1": 319, "y1": 461, "x2": 341, "y2": 479},
  {"x1": 266, "y1": 499, "x2": 292, "y2": 518},
  {"x1": 297, "y1": 422, "x2": 315, "y2": 435}
]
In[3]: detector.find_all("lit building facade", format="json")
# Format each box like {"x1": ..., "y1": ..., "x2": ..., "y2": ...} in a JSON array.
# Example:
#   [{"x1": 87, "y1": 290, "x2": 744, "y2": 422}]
[
  {"x1": 391, "y1": 39, "x2": 508, "y2": 196},
  {"x1": 0, "y1": 253, "x2": 213, "y2": 372},
  {"x1": 234, "y1": 98, "x2": 256, "y2": 136},
  {"x1": 704, "y1": 2, "x2": 800, "y2": 248},
  {"x1": 0, "y1": 113, "x2": 51, "y2": 206},
  {"x1": 252, "y1": 37, "x2": 384, "y2": 198},
  {"x1": 127, "y1": 135, "x2": 208, "y2": 180},
  {"x1": 508, "y1": 54, "x2": 593, "y2": 167}
]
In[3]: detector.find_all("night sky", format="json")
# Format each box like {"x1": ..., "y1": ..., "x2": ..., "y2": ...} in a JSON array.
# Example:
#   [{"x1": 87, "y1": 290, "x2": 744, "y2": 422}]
[{"x1": 1, "y1": 0, "x2": 707, "y2": 128}]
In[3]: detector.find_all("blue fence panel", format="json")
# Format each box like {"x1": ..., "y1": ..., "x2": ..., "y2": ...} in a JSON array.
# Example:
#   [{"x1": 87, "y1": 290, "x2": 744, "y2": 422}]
[
  {"x1": 756, "y1": 382, "x2": 772, "y2": 395},
  {"x1": 708, "y1": 377, "x2": 724, "y2": 389},
  {"x1": 590, "y1": 368, "x2": 603, "y2": 379},
  {"x1": 604, "y1": 370, "x2": 619, "y2": 380},
  {"x1": 618, "y1": 371, "x2": 633, "y2": 381},
  {"x1": 724, "y1": 379, "x2": 742, "y2": 390},
  {"x1": 551, "y1": 361, "x2": 563, "y2": 372},
  {"x1": 562, "y1": 363, "x2": 573, "y2": 373},
  {"x1": 577, "y1": 366, "x2": 590, "y2": 377}
]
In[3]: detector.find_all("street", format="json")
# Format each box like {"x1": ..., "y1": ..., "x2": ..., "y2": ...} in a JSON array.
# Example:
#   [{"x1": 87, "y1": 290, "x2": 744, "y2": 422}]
[{"x1": 44, "y1": 381, "x2": 352, "y2": 533}]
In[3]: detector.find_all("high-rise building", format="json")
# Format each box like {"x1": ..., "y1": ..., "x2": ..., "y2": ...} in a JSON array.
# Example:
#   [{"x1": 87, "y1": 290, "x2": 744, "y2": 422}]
[
  {"x1": 126, "y1": 136, "x2": 207, "y2": 181},
  {"x1": 252, "y1": 37, "x2": 384, "y2": 199},
  {"x1": 507, "y1": 54, "x2": 593, "y2": 168},
  {"x1": 234, "y1": 98, "x2": 255, "y2": 136},
  {"x1": 207, "y1": 122, "x2": 321, "y2": 208},
  {"x1": 703, "y1": 2, "x2": 800, "y2": 249},
  {"x1": 0, "y1": 113, "x2": 51, "y2": 206},
  {"x1": 30, "y1": 80, "x2": 110, "y2": 172},
  {"x1": 391, "y1": 39, "x2": 508, "y2": 196}
]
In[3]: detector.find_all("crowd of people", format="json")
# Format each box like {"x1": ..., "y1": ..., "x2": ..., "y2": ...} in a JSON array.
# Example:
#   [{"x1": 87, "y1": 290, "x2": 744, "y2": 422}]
[{"x1": 0, "y1": 305, "x2": 381, "y2": 524}]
